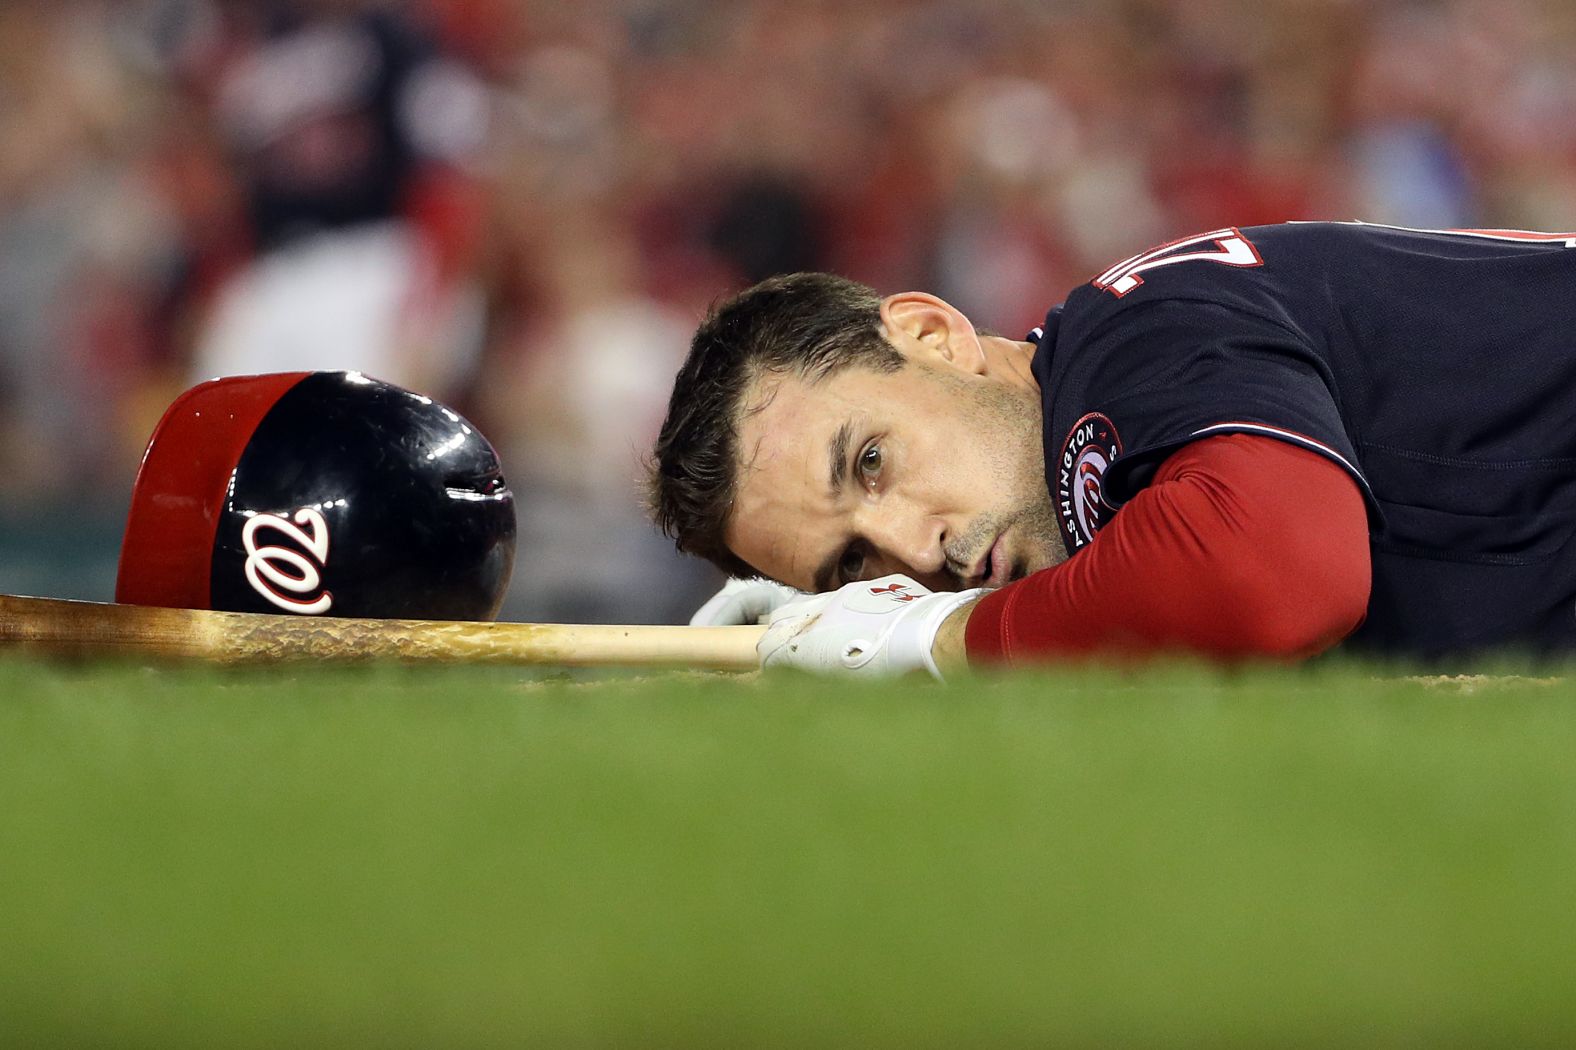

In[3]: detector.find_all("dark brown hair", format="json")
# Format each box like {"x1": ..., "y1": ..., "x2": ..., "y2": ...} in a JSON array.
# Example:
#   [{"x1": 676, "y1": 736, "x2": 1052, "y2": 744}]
[{"x1": 648, "y1": 272, "x2": 904, "y2": 577}]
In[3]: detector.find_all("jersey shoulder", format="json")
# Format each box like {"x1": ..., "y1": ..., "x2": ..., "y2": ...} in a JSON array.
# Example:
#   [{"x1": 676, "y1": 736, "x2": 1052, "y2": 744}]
[
  {"x1": 1061, "y1": 225, "x2": 1314, "y2": 333},
  {"x1": 1056, "y1": 220, "x2": 1501, "y2": 344}
]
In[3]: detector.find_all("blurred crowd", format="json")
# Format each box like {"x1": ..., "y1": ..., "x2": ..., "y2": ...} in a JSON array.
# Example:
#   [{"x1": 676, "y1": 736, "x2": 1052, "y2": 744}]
[{"x1": 1, "y1": 0, "x2": 1574, "y2": 621}]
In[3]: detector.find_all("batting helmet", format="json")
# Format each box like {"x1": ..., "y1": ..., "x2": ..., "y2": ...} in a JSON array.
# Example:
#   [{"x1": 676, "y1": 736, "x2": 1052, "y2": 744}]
[{"x1": 117, "y1": 371, "x2": 516, "y2": 620}]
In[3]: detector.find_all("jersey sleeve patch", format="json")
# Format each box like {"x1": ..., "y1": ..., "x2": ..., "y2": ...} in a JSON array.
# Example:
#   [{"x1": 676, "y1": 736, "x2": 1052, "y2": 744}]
[{"x1": 1055, "y1": 412, "x2": 1123, "y2": 551}]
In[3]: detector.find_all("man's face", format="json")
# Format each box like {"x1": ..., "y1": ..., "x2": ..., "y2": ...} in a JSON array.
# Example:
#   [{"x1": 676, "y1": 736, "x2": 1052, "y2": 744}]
[{"x1": 725, "y1": 350, "x2": 1065, "y2": 594}]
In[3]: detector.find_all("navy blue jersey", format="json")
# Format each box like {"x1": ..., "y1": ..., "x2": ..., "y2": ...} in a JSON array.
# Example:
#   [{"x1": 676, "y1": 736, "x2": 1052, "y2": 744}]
[{"x1": 1032, "y1": 221, "x2": 1576, "y2": 658}]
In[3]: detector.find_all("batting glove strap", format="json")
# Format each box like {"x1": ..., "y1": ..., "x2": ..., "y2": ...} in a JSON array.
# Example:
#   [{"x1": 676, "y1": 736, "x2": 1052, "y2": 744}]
[{"x1": 758, "y1": 575, "x2": 985, "y2": 680}]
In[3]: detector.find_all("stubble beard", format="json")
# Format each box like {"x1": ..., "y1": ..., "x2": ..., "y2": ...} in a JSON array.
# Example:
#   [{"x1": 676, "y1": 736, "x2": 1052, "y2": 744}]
[{"x1": 955, "y1": 372, "x2": 1066, "y2": 580}]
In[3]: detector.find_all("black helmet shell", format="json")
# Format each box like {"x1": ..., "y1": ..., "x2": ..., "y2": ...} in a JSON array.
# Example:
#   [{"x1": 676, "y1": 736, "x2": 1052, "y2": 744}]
[{"x1": 118, "y1": 372, "x2": 515, "y2": 621}]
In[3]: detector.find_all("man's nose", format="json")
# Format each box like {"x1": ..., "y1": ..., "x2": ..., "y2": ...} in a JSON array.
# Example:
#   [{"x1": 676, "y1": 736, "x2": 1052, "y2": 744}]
[{"x1": 856, "y1": 503, "x2": 950, "y2": 585}]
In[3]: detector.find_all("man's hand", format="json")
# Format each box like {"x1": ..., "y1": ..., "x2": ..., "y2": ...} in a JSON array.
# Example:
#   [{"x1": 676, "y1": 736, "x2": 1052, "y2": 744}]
[
  {"x1": 690, "y1": 576, "x2": 804, "y2": 626},
  {"x1": 757, "y1": 574, "x2": 985, "y2": 680}
]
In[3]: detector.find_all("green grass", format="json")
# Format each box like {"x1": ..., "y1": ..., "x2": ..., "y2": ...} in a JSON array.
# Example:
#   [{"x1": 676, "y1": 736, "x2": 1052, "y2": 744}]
[{"x1": 3, "y1": 658, "x2": 1576, "y2": 1048}]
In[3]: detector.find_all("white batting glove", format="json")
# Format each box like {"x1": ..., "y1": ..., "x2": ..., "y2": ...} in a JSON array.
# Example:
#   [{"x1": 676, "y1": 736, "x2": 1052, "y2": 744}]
[
  {"x1": 690, "y1": 576, "x2": 805, "y2": 626},
  {"x1": 758, "y1": 574, "x2": 985, "y2": 680}
]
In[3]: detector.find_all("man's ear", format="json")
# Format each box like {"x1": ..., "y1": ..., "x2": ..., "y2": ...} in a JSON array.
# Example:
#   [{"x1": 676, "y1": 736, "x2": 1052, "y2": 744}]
[{"x1": 879, "y1": 292, "x2": 988, "y2": 375}]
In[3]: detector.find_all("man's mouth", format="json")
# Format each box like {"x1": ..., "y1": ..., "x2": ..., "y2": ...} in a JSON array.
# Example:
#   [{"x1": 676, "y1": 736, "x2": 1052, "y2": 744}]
[
  {"x1": 968, "y1": 532, "x2": 1012, "y2": 589},
  {"x1": 987, "y1": 532, "x2": 1012, "y2": 588}
]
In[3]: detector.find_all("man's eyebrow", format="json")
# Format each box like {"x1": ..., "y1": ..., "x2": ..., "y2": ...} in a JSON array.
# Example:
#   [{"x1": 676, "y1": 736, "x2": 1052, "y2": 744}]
[{"x1": 826, "y1": 419, "x2": 854, "y2": 494}]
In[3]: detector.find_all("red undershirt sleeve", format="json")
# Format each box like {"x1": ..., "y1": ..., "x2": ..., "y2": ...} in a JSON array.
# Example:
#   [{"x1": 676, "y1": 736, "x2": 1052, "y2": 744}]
[{"x1": 964, "y1": 433, "x2": 1371, "y2": 663}]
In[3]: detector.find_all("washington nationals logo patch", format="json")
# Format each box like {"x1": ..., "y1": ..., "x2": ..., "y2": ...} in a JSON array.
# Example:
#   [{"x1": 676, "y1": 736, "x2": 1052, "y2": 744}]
[
  {"x1": 242, "y1": 507, "x2": 334, "y2": 614},
  {"x1": 1057, "y1": 413, "x2": 1122, "y2": 551}
]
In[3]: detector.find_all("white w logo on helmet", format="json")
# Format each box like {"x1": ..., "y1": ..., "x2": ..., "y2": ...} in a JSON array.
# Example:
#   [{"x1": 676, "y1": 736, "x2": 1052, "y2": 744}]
[{"x1": 242, "y1": 508, "x2": 334, "y2": 614}]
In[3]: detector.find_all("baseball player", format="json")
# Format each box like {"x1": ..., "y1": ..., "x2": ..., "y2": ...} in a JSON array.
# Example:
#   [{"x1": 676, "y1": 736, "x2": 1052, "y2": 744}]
[{"x1": 650, "y1": 221, "x2": 1576, "y2": 677}]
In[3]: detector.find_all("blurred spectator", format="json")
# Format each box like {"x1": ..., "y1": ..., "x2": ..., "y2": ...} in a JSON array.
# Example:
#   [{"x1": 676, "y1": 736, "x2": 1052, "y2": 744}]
[
  {"x1": 3, "y1": 0, "x2": 1576, "y2": 616},
  {"x1": 192, "y1": 0, "x2": 491, "y2": 401},
  {"x1": 0, "y1": 0, "x2": 180, "y2": 502}
]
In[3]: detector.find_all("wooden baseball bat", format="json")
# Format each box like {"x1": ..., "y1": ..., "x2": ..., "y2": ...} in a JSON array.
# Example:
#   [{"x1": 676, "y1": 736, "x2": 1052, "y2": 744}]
[{"x1": 0, "y1": 594, "x2": 766, "y2": 671}]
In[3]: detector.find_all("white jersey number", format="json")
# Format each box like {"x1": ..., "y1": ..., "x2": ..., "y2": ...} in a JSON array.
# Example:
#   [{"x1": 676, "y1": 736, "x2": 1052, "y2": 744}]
[{"x1": 1093, "y1": 228, "x2": 1263, "y2": 298}]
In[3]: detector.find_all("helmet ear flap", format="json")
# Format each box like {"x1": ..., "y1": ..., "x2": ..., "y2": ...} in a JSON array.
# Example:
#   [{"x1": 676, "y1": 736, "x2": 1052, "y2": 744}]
[{"x1": 118, "y1": 372, "x2": 517, "y2": 622}]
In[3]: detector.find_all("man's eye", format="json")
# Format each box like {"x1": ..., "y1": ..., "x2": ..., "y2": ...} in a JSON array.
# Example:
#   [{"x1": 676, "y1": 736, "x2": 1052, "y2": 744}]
[
  {"x1": 839, "y1": 545, "x2": 866, "y2": 582},
  {"x1": 858, "y1": 443, "x2": 883, "y2": 483}
]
